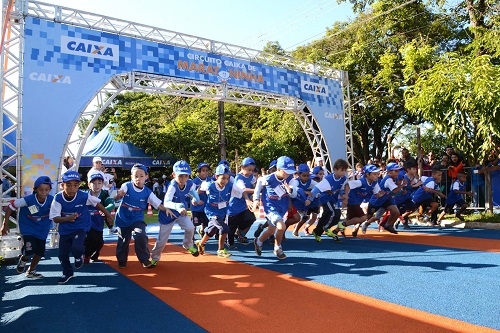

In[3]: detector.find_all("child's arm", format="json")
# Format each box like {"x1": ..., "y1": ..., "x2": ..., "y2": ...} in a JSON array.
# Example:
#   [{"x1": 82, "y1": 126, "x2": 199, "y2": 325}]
[
  {"x1": 1, "y1": 205, "x2": 14, "y2": 235},
  {"x1": 95, "y1": 202, "x2": 114, "y2": 227}
]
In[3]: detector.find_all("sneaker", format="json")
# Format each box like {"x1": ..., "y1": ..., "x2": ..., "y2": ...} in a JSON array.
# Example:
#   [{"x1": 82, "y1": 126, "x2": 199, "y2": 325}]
[
  {"x1": 274, "y1": 247, "x2": 286, "y2": 260},
  {"x1": 118, "y1": 262, "x2": 127, "y2": 269},
  {"x1": 151, "y1": 259, "x2": 158, "y2": 266},
  {"x1": 253, "y1": 239, "x2": 262, "y2": 256},
  {"x1": 217, "y1": 249, "x2": 232, "y2": 258},
  {"x1": 142, "y1": 261, "x2": 156, "y2": 269},
  {"x1": 254, "y1": 224, "x2": 264, "y2": 238},
  {"x1": 455, "y1": 213, "x2": 465, "y2": 222},
  {"x1": 58, "y1": 274, "x2": 73, "y2": 284},
  {"x1": 337, "y1": 222, "x2": 346, "y2": 230},
  {"x1": 185, "y1": 246, "x2": 200, "y2": 257},
  {"x1": 195, "y1": 240, "x2": 205, "y2": 255},
  {"x1": 237, "y1": 236, "x2": 249, "y2": 244},
  {"x1": 16, "y1": 257, "x2": 27, "y2": 273},
  {"x1": 25, "y1": 270, "x2": 44, "y2": 279},
  {"x1": 74, "y1": 256, "x2": 84, "y2": 270},
  {"x1": 352, "y1": 225, "x2": 360, "y2": 238},
  {"x1": 384, "y1": 225, "x2": 398, "y2": 234},
  {"x1": 314, "y1": 234, "x2": 322, "y2": 242},
  {"x1": 83, "y1": 256, "x2": 91, "y2": 264},
  {"x1": 361, "y1": 222, "x2": 369, "y2": 234},
  {"x1": 324, "y1": 229, "x2": 340, "y2": 241}
]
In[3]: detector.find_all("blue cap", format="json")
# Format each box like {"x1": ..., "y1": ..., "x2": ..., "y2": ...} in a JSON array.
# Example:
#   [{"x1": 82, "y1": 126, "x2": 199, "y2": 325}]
[
  {"x1": 173, "y1": 160, "x2": 192, "y2": 175},
  {"x1": 276, "y1": 156, "x2": 296, "y2": 174},
  {"x1": 311, "y1": 166, "x2": 323, "y2": 176},
  {"x1": 268, "y1": 160, "x2": 277, "y2": 170},
  {"x1": 196, "y1": 162, "x2": 210, "y2": 171},
  {"x1": 131, "y1": 163, "x2": 148, "y2": 174},
  {"x1": 218, "y1": 160, "x2": 230, "y2": 166},
  {"x1": 88, "y1": 172, "x2": 104, "y2": 182},
  {"x1": 297, "y1": 163, "x2": 310, "y2": 173},
  {"x1": 34, "y1": 176, "x2": 52, "y2": 189},
  {"x1": 61, "y1": 170, "x2": 81, "y2": 183},
  {"x1": 363, "y1": 164, "x2": 381, "y2": 174},
  {"x1": 386, "y1": 162, "x2": 403, "y2": 171},
  {"x1": 215, "y1": 164, "x2": 230, "y2": 176},
  {"x1": 241, "y1": 157, "x2": 256, "y2": 166}
]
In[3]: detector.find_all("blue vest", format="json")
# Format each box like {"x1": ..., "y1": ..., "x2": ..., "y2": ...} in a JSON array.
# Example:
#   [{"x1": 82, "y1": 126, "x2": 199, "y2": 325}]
[
  {"x1": 314, "y1": 173, "x2": 346, "y2": 205},
  {"x1": 204, "y1": 181, "x2": 234, "y2": 219},
  {"x1": 291, "y1": 188, "x2": 309, "y2": 211},
  {"x1": 158, "y1": 180, "x2": 194, "y2": 225},
  {"x1": 395, "y1": 173, "x2": 415, "y2": 205},
  {"x1": 261, "y1": 174, "x2": 293, "y2": 217},
  {"x1": 412, "y1": 177, "x2": 439, "y2": 203},
  {"x1": 54, "y1": 190, "x2": 92, "y2": 235},
  {"x1": 115, "y1": 182, "x2": 152, "y2": 227},
  {"x1": 88, "y1": 189, "x2": 110, "y2": 231},
  {"x1": 446, "y1": 180, "x2": 466, "y2": 205},
  {"x1": 348, "y1": 177, "x2": 378, "y2": 205},
  {"x1": 191, "y1": 177, "x2": 208, "y2": 212},
  {"x1": 18, "y1": 194, "x2": 53, "y2": 239},
  {"x1": 369, "y1": 175, "x2": 398, "y2": 207},
  {"x1": 228, "y1": 173, "x2": 253, "y2": 216}
]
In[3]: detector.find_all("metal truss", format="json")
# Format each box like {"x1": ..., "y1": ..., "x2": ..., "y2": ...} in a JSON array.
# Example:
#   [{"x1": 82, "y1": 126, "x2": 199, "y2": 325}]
[{"x1": 24, "y1": 0, "x2": 343, "y2": 80}]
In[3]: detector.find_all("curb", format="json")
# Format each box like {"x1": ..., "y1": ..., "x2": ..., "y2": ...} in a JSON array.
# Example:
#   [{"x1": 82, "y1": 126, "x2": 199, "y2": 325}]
[{"x1": 439, "y1": 219, "x2": 500, "y2": 230}]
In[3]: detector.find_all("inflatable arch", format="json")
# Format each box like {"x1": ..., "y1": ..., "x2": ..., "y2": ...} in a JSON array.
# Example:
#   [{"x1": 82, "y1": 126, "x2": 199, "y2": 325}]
[{"x1": 1, "y1": 0, "x2": 353, "y2": 225}]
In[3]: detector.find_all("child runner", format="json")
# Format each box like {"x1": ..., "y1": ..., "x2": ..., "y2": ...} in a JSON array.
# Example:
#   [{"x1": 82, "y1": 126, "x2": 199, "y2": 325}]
[
  {"x1": 253, "y1": 160, "x2": 277, "y2": 239},
  {"x1": 394, "y1": 161, "x2": 422, "y2": 229},
  {"x1": 84, "y1": 173, "x2": 115, "y2": 263},
  {"x1": 252, "y1": 156, "x2": 296, "y2": 260},
  {"x1": 113, "y1": 164, "x2": 175, "y2": 269},
  {"x1": 411, "y1": 168, "x2": 446, "y2": 227},
  {"x1": 192, "y1": 162, "x2": 211, "y2": 238},
  {"x1": 50, "y1": 171, "x2": 114, "y2": 284},
  {"x1": 308, "y1": 159, "x2": 349, "y2": 242},
  {"x1": 195, "y1": 164, "x2": 245, "y2": 258},
  {"x1": 301, "y1": 166, "x2": 324, "y2": 236},
  {"x1": 1, "y1": 176, "x2": 54, "y2": 279},
  {"x1": 437, "y1": 172, "x2": 472, "y2": 224},
  {"x1": 151, "y1": 160, "x2": 201, "y2": 266},
  {"x1": 333, "y1": 165, "x2": 382, "y2": 236},
  {"x1": 227, "y1": 157, "x2": 257, "y2": 248}
]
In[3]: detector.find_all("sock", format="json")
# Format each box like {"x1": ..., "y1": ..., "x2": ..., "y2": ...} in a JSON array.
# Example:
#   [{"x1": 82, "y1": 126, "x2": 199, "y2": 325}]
[
  {"x1": 274, "y1": 245, "x2": 281, "y2": 251},
  {"x1": 256, "y1": 239, "x2": 263, "y2": 246}
]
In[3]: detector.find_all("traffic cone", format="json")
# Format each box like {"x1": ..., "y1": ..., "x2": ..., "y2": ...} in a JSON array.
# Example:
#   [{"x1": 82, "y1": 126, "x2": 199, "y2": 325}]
[
  {"x1": 147, "y1": 204, "x2": 153, "y2": 217},
  {"x1": 259, "y1": 200, "x2": 265, "y2": 218}
]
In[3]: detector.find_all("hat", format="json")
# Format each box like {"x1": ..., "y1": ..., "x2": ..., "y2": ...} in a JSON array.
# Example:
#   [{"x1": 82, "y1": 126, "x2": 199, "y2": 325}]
[
  {"x1": 241, "y1": 157, "x2": 256, "y2": 167},
  {"x1": 386, "y1": 162, "x2": 403, "y2": 171},
  {"x1": 363, "y1": 164, "x2": 381, "y2": 174},
  {"x1": 61, "y1": 170, "x2": 81, "y2": 183},
  {"x1": 34, "y1": 176, "x2": 52, "y2": 189},
  {"x1": 218, "y1": 160, "x2": 230, "y2": 166},
  {"x1": 297, "y1": 163, "x2": 310, "y2": 174},
  {"x1": 315, "y1": 156, "x2": 323, "y2": 163},
  {"x1": 162, "y1": 174, "x2": 167, "y2": 179},
  {"x1": 173, "y1": 160, "x2": 192, "y2": 175},
  {"x1": 311, "y1": 166, "x2": 323, "y2": 176},
  {"x1": 89, "y1": 173, "x2": 104, "y2": 182},
  {"x1": 92, "y1": 156, "x2": 102, "y2": 163},
  {"x1": 268, "y1": 160, "x2": 277, "y2": 170},
  {"x1": 197, "y1": 162, "x2": 210, "y2": 171},
  {"x1": 131, "y1": 163, "x2": 148, "y2": 174},
  {"x1": 215, "y1": 164, "x2": 230, "y2": 176},
  {"x1": 276, "y1": 156, "x2": 296, "y2": 174}
]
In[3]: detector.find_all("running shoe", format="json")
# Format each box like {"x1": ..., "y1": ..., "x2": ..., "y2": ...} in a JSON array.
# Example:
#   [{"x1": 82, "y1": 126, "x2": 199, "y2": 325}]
[
  {"x1": 58, "y1": 274, "x2": 73, "y2": 284},
  {"x1": 337, "y1": 222, "x2": 346, "y2": 230},
  {"x1": 274, "y1": 248, "x2": 286, "y2": 260},
  {"x1": 253, "y1": 239, "x2": 262, "y2": 256},
  {"x1": 352, "y1": 225, "x2": 360, "y2": 238},
  {"x1": 25, "y1": 270, "x2": 44, "y2": 279},
  {"x1": 16, "y1": 256, "x2": 27, "y2": 273},
  {"x1": 384, "y1": 225, "x2": 398, "y2": 234},
  {"x1": 195, "y1": 240, "x2": 205, "y2": 255},
  {"x1": 217, "y1": 249, "x2": 232, "y2": 258},
  {"x1": 142, "y1": 260, "x2": 156, "y2": 269},
  {"x1": 184, "y1": 245, "x2": 200, "y2": 257},
  {"x1": 237, "y1": 236, "x2": 249, "y2": 244},
  {"x1": 74, "y1": 256, "x2": 84, "y2": 270},
  {"x1": 314, "y1": 234, "x2": 322, "y2": 242},
  {"x1": 361, "y1": 222, "x2": 369, "y2": 234}
]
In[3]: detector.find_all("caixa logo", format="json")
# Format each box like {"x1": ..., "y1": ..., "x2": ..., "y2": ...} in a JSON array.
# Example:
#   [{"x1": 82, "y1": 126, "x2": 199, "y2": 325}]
[
  {"x1": 300, "y1": 79, "x2": 329, "y2": 97},
  {"x1": 29, "y1": 72, "x2": 71, "y2": 84},
  {"x1": 61, "y1": 36, "x2": 119, "y2": 62}
]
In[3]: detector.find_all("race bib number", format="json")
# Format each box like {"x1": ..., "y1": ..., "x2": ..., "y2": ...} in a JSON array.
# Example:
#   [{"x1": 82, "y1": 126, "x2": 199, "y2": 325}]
[
  {"x1": 28, "y1": 205, "x2": 39, "y2": 214},
  {"x1": 273, "y1": 185, "x2": 286, "y2": 198},
  {"x1": 218, "y1": 201, "x2": 227, "y2": 209}
]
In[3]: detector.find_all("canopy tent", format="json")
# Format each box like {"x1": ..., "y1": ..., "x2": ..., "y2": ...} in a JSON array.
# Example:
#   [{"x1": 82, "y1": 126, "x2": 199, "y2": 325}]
[{"x1": 80, "y1": 123, "x2": 175, "y2": 168}]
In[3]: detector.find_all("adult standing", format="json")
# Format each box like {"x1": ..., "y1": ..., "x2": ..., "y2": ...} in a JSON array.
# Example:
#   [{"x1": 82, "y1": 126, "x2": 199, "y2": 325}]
[
  {"x1": 87, "y1": 157, "x2": 108, "y2": 188},
  {"x1": 398, "y1": 148, "x2": 416, "y2": 167},
  {"x1": 485, "y1": 152, "x2": 500, "y2": 207}
]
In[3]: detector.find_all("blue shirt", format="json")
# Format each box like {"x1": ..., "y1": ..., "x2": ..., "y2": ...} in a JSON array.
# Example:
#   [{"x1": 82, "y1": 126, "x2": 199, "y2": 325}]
[
  {"x1": 412, "y1": 177, "x2": 439, "y2": 204},
  {"x1": 191, "y1": 176, "x2": 208, "y2": 213},
  {"x1": 13, "y1": 194, "x2": 53, "y2": 239},
  {"x1": 87, "y1": 189, "x2": 113, "y2": 231},
  {"x1": 50, "y1": 190, "x2": 99, "y2": 235},
  {"x1": 347, "y1": 177, "x2": 380, "y2": 205},
  {"x1": 115, "y1": 182, "x2": 161, "y2": 227},
  {"x1": 369, "y1": 174, "x2": 399, "y2": 207},
  {"x1": 446, "y1": 179, "x2": 466, "y2": 205},
  {"x1": 254, "y1": 173, "x2": 293, "y2": 217},
  {"x1": 200, "y1": 181, "x2": 243, "y2": 219},
  {"x1": 228, "y1": 173, "x2": 254, "y2": 216},
  {"x1": 310, "y1": 173, "x2": 346, "y2": 205}
]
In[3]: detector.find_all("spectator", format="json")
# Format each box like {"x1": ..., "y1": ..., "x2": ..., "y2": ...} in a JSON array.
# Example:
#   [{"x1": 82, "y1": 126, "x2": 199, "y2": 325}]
[
  {"x1": 398, "y1": 148, "x2": 416, "y2": 167},
  {"x1": 472, "y1": 160, "x2": 486, "y2": 210},
  {"x1": 87, "y1": 157, "x2": 107, "y2": 188},
  {"x1": 448, "y1": 153, "x2": 464, "y2": 181},
  {"x1": 62, "y1": 156, "x2": 76, "y2": 174},
  {"x1": 485, "y1": 152, "x2": 500, "y2": 207}
]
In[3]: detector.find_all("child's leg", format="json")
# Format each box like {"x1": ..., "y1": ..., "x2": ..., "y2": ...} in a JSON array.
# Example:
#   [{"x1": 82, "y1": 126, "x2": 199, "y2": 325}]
[
  {"x1": 70, "y1": 229, "x2": 86, "y2": 265},
  {"x1": 274, "y1": 219, "x2": 286, "y2": 247},
  {"x1": 131, "y1": 221, "x2": 151, "y2": 265},
  {"x1": 84, "y1": 228, "x2": 99, "y2": 260},
  {"x1": 151, "y1": 223, "x2": 174, "y2": 262},
  {"x1": 176, "y1": 216, "x2": 195, "y2": 250},
  {"x1": 116, "y1": 225, "x2": 132, "y2": 266},
  {"x1": 227, "y1": 215, "x2": 239, "y2": 246},
  {"x1": 58, "y1": 233, "x2": 74, "y2": 277},
  {"x1": 92, "y1": 230, "x2": 105, "y2": 261},
  {"x1": 455, "y1": 203, "x2": 467, "y2": 221},
  {"x1": 218, "y1": 233, "x2": 227, "y2": 251},
  {"x1": 258, "y1": 224, "x2": 276, "y2": 244}
]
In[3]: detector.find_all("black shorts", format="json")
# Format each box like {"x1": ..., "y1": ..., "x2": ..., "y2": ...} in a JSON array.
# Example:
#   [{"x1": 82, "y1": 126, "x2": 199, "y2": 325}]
[
  {"x1": 228, "y1": 209, "x2": 256, "y2": 229},
  {"x1": 307, "y1": 206, "x2": 320, "y2": 215},
  {"x1": 367, "y1": 200, "x2": 395, "y2": 217},
  {"x1": 444, "y1": 199, "x2": 466, "y2": 213},
  {"x1": 192, "y1": 211, "x2": 209, "y2": 227},
  {"x1": 22, "y1": 235, "x2": 46, "y2": 257},
  {"x1": 346, "y1": 204, "x2": 366, "y2": 220},
  {"x1": 397, "y1": 198, "x2": 417, "y2": 214},
  {"x1": 413, "y1": 198, "x2": 435, "y2": 210}
]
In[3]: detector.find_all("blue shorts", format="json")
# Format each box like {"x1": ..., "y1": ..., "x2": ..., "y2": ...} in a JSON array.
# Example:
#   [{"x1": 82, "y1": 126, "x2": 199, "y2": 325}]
[
  {"x1": 205, "y1": 216, "x2": 230, "y2": 236},
  {"x1": 265, "y1": 211, "x2": 286, "y2": 227},
  {"x1": 22, "y1": 235, "x2": 46, "y2": 257}
]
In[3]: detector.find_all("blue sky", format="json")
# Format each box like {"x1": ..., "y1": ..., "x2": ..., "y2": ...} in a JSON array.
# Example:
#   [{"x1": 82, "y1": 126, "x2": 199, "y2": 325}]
[{"x1": 39, "y1": 0, "x2": 354, "y2": 51}]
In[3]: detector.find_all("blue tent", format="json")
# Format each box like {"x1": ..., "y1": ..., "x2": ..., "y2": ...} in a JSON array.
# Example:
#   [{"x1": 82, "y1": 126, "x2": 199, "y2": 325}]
[{"x1": 80, "y1": 122, "x2": 175, "y2": 168}]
